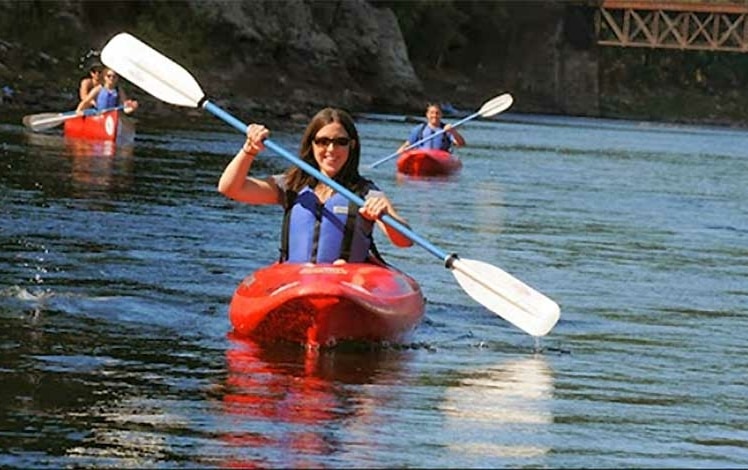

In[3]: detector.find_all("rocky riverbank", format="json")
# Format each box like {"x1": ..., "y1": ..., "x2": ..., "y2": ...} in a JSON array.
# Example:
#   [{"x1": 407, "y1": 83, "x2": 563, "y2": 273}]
[{"x1": 2, "y1": 0, "x2": 747, "y2": 130}]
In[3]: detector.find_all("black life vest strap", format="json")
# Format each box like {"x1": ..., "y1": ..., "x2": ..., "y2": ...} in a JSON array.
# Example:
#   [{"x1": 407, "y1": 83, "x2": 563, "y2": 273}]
[
  {"x1": 278, "y1": 189, "x2": 296, "y2": 262},
  {"x1": 339, "y1": 200, "x2": 359, "y2": 261},
  {"x1": 310, "y1": 205, "x2": 322, "y2": 262},
  {"x1": 368, "y1": 239, "x2": 389, "y2": 266},
  {"x1": 278, "y1": 179, "x2": 390, "y2": 265}
]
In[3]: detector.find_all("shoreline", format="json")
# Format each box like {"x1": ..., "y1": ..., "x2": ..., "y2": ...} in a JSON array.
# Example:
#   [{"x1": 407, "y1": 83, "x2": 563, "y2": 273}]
[{"x1": 5, "y1": 88, "x2": 748, "y2": 134}]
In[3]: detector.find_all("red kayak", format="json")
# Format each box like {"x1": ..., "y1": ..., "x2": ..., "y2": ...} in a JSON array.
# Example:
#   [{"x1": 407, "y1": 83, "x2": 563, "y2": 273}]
[
  {"x1": 396, "y1": 148, "x2": 462, "y2": 177},
  {"x1": 228, "y1": 262, "x2": 425, "y2": 347},
  {"x1": 63, "y1": 108, "x2": 135, "y2": 143}
]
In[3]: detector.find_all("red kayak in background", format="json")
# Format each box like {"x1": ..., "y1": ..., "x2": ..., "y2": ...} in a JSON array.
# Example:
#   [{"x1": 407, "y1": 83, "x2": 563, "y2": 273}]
[
  {"x1": 64, "y1": 108, "x2": 135, "y2": 144},
  {"x1": 228, "y1": 262, "x2": 425, "y2": 347},
  {"x1": 396, "y1": 148, "x2": 462, "y2": 177}
]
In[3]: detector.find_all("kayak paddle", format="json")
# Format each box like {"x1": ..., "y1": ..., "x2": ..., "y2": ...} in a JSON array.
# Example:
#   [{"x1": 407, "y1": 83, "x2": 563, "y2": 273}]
[
  {"x1": 368, "y1": 93, "x2": 513, "y2": 169},
  {"x1": 22, "y1": 105, "x2": 125, "y2": 132},
  {"x1": 100, "y1": 32, "x2": 560, "y2": 337}
]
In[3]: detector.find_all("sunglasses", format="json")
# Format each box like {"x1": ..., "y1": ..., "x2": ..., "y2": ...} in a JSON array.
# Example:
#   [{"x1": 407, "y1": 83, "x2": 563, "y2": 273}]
[
  {"x1": 313, "y1": 136, "x2": 351, "y2": 147},
  {"x1": 105, "y1": 73, "x2": 117, "y2": 78}
]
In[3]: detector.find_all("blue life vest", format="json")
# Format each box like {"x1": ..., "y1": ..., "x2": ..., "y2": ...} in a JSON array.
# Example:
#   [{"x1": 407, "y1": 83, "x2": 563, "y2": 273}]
[
  {"x1": 279, "y1": 183, "x2": 378, "y2": 263},
  {"x1": 96, "y1": 87, "x2": 119, "y2": 109},
  {"x1": 413, "y1": 123, "x2": 452, "y2": 151}
]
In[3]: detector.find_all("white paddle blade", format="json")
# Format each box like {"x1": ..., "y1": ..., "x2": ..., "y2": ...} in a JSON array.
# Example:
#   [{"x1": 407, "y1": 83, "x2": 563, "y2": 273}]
[
  {"x1": 101, "y1": 33, "x2": 204, "y2": 108},
  {"x1": 450, "y1": 257, "x2": 560, "y2": 336},
  {"x1": 477, "y1": 93, "x2": 513, "y2": 118},
  {"x1": 23, "y1": 113, "x2": 69, "y2": 132}
]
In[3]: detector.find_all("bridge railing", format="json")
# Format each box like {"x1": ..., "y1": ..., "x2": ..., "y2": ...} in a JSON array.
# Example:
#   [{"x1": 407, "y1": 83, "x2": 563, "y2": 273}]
[{"x1": 597, "y1": 0, "x2": 748, "y2": 52}]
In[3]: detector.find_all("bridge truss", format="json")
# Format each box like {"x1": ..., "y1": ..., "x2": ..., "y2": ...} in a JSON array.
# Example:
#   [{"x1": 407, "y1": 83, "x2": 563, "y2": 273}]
[{"x1": 597, "y1": 1, "x2": 748, "y2": 52}]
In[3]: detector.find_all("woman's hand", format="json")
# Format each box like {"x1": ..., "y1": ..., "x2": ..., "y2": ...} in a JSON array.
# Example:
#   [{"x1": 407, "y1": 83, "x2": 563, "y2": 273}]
[
  {"x1": 124, "y1": 99, "x2": 139, "y2": 114},
  {"x1": 360, "y1": 195, "x2": 413, "y2": 247},
  {"x1": 359, "y1": 195, "x2": 393, "y2": 221},
  {"x1": 243, "y1": 123, "x2": 269, "y2": 154}
]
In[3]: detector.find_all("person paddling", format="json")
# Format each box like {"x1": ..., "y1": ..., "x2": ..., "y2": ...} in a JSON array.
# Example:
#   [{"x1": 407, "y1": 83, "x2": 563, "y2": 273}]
[
  {"x1": 218, "y1": 107, "x2": 413, "y2": 265},
  {"x1": 396, "y1": 103, "x2": 466, "y2": 154},
  {"x1": 76, "y1": 67, "x2": 138, "y2": 114},
  {"x1": 78, "y1": 63, "x2": 103, "y2": 102}
]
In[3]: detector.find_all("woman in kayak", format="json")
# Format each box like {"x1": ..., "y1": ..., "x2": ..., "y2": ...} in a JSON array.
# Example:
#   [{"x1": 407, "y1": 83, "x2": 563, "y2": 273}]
[
  {"x1": 77, "y1": 50, "x2": 103, "y2": 102},
  {"x1": 76, "y1": 67, "x2": 138, "y2": 114},
  {"x1": 78, "y1": 62, "x2": 103, "y2": 101},
  {"x1": 218, "y1": 107, "x2": 412, "y2": 264},
  {"x1": 396, "y1": 103, "x2": 466, "y2": 154}
]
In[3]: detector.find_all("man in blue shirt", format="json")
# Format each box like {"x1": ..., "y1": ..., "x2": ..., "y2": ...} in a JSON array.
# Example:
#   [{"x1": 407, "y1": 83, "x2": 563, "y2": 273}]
[{"x1": 397, "y1": 103, "x2": 466, "y2": 154}]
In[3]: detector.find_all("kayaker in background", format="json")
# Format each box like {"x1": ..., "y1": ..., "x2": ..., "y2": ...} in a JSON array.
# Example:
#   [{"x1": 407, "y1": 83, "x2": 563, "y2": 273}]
[
  {"x1": 218, "y1": 107, "x2": 413, "y2": 264},
  {"x1": 78, "y1": 62, "x2": 103, "y2": 101},
  {"x1": 76, "y1": 67, "x2": 138, "y2": 114},
  {"x1": 77, "y1": 49, "x2": 103, "y2": 102},
  {"x1": 396, "y1": 103, "x2": 466, "y2": 154}
]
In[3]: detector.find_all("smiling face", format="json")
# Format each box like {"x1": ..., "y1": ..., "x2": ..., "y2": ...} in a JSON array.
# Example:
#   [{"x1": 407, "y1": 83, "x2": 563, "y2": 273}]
[
  {"x1": 426, "y1": 104, "x2": 443, "y2": 127},
  {"x1": 102, "y1": 68, "x2": 119, "y2": 89},
  {"x1": 312, "y1": 122, "x2": 353, "y2": 178},
  {"x1": 287, "y1": 107, "x2": 362, "y2": 192}
]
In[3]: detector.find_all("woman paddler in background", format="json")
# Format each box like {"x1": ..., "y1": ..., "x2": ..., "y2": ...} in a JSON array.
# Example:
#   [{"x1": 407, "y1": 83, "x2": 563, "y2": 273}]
[{"x1": 76, "y1": 67, "x2": 138, "y2": 115}]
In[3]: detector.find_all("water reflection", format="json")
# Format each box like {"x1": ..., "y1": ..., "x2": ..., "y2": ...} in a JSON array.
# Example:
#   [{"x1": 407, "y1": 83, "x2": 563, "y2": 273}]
[
  {"x1": 65, "y1": 138, "x2": 134, "y2": 189},
  {"x1": 23, "y1": 131, "x2": 134, "y2": 191},
  {"x1": 395, "y1": 171, "x2": 459, "y2": 185},
  {"x1": 440, "y1": 355, "x2": 554, "y2": 461},
  {"x1": 221, "y1": 335, "x2": 412, "y2": 468}
]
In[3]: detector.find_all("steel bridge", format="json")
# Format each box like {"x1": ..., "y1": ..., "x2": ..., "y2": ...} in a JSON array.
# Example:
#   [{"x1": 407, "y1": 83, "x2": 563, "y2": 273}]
[{"x1": 597, "y1": 1, "x2": 748, "y2": 52}]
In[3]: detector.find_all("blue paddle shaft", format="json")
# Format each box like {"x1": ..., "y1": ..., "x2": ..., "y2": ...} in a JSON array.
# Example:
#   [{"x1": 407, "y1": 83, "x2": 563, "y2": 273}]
[
  {"x1": 203, "y1": 100, "x2": 449, "y2": 262},
  {"x1": 85, "y1": 105, "x2": 125, "y2": 116}
]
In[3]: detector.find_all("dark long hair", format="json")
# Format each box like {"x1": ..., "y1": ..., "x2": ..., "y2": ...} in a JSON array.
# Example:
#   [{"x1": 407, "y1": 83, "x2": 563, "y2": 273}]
[{"x1": 284, "y1": 107, "x2": 366, "y2": 193}]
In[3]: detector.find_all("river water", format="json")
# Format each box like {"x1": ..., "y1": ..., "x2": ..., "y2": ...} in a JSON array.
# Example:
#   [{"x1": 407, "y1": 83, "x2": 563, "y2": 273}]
[{"x1": 1, "y1": 109, "x2": 747, "y2": 468}]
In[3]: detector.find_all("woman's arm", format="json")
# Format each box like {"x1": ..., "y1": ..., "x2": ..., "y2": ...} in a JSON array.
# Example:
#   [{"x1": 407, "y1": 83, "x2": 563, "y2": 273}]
[
  {"x1": 79, "y1": 79, "x2": 92, "y2": 101},
  {"x1": 117, "y1": 88, "x2": 139, "y2": 114},
  {"x1": 76, "y1": 85, "x2": 101, "y2": 113},
  {"x1": 360, "y1": 194, "x2": 413, "y2": 248},
  {"x1": 217, "y1": 124, "x2": 280, "y2": 205}
]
